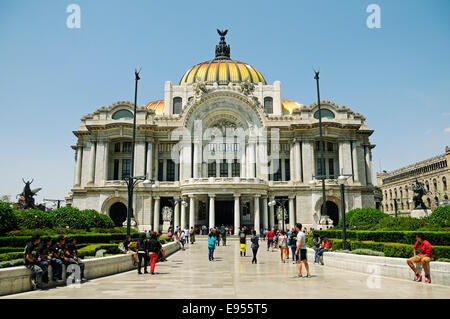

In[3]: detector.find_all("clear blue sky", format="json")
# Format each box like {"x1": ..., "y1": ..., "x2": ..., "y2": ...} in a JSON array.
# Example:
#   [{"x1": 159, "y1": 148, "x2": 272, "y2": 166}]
[{"x1": 0, "y1": 0, "x2": 449, "y2": 204}]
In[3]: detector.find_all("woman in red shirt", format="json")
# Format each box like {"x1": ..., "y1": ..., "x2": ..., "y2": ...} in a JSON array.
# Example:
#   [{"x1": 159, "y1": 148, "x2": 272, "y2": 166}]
[{"x1": 314, "y1": 237, "x2": 330, "y2": 265}]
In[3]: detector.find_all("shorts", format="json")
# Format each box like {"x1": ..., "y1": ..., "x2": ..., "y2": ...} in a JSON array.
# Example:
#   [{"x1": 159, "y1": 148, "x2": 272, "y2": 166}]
[
  {"x1": 295, "y1": 249, "x2": 307, "y2": 261},
  {"x1": 267, "y1": 239, "x2": 273, "y2": 247},
  {"x1": 409, "y1": 255, "x2": 432, "y2": 264},
  {"x1": 240, "y1": 244, "x2": 246, "y2": 252}
]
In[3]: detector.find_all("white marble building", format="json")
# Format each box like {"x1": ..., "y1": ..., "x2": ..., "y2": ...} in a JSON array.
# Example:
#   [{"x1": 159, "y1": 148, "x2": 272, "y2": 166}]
[{"x1": 66, "y1": 31, "x2": 375, "y2": 234}]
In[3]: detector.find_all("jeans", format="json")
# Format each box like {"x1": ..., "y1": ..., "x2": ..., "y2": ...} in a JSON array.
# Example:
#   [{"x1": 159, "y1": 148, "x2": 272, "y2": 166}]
[
  {"x1": 138, "y1": 253, "x2": 148, "y2": 273},
  {"x1": 315, "y1": 248, "x2": 328, "y2": 262},
  {"x1": 208, "y1": 247, "x2": 215, "y2": 260},
  {"x1": 252, "y1": 248, "x2": 258, "y2": 263},
  {"x1": 26, "y1": 263, "x2": 43, "y2": 287},
  {"x1": 51, "y1": 258, "x2": 63, "y2": 280},
  {"x1": 290, "y1": 246, "x2": 297, "y2": 261}
]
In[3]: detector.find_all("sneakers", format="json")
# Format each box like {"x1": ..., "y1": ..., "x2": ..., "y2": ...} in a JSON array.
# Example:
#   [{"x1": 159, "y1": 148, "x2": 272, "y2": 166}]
[
  {"x1": 30, "y1": 278, "x2": 37, "y2": 290},
  {"x1": 297, "y1": 274, "x2": 303, "y2": 278},
  {"x1": 414, "y1": 273, "x2": 422, "y2": 282},
  {"x1": 425, "y1": 276, "x2": 431, "y2": 284},
  {"x1": 305, "y1": 274, "x2": 312, "y2": 278},
  {"x1": 319, "y1": 256, "x2": 324, "y2": 265}
]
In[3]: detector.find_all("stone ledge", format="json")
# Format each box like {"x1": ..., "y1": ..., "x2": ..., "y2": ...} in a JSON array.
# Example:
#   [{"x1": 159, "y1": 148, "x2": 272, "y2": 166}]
[
  {"x1": 307, "y1": 248, "x2": 450, "y2": 286},
  {"x1": 0, "y1": 241, "x2": 181, "y2": 297}
]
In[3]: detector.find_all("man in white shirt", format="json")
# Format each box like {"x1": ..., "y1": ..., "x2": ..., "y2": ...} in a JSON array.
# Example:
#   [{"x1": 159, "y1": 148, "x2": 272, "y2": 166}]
[{"x1": 295, "y1": 223, "x2": 311, "y2": 278}]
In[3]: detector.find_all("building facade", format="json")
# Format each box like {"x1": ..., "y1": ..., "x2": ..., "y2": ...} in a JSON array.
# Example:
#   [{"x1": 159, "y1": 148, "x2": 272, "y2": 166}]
[
  {"x1": 66, "y1": 32, "x2": 376, "y2": 233},
  {"x1": 377, "y1": 146, "x2": 449, "y2": 215}
]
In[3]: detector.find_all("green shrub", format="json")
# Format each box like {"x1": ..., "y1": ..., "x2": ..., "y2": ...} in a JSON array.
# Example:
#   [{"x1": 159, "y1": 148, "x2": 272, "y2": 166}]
[
  {"x1": 81, "y1": 209, "x2": 114, "y2": 229},
  {"x1": 0, "y1": 247, "x2": 24, "y2": 253},
  {"x1": 0, "y1": 259, "x2": 24, "y2": 269},
  {"x1": 0, "y1": 202, "x2": 18, "y2": 235},
  {"x1": 346, "y1": 208, "x2": 389, "y2": 228},
  {"x1": 15, "y1": 209, "x2": 55, "y2": 229},
  {"x1": 428, "y1": 205, "x2": 450, "y2": 228},
  {"x1": 51, "y1": 207, "x2": 91, "y2": 230},
  {"x1": 77, "y1": 243, "x2": 122, "y2": 258},
  {"x1": 377, "y1": 216, "x2": 428, "y2": 231},
  {"x1": 348, "y1": 248, "x2": 385, "y2": 256},
  {"x1": 0, "y1": 252, "x2": 24, "y2": 262}
]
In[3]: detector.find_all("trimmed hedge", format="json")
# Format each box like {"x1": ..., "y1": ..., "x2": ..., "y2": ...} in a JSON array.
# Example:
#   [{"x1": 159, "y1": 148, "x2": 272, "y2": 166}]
[
  {"x1": 343, "y1": 208, "x2": 389, "y2": 228},
  {"x1": 77, "y1": 244, "x2": 122, "y2": 258},
  {"x1": 428, "y1": 205, "x2": 450, "y2": 228},
  {"x1": 6, "y1": 227, "x2": 137, "y2": 236},
  {"x1": 0, "y1": 252, "x2": 23, "y2": 262},
  {"x1": 0, "y1": 247, "x2": 24, "y2": 253},
  {"x1": 15, "y1": 209, "x2": 54, "y2": 229},
  {"x1": 312, "y1": 230, "x2": 450, "y2": 246},
  {"x1": 306, "y1": 235, "x2": 450, "y2": 259}
]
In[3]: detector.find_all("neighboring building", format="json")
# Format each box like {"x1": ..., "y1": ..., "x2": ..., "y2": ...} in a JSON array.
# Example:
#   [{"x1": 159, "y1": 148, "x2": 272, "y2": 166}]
[
  {"x1": 66, "y1": 31, "x2": 376, "y2": 233},
  {"x1": 377, "y1": 146, "x2": 450, "y2": 215}
]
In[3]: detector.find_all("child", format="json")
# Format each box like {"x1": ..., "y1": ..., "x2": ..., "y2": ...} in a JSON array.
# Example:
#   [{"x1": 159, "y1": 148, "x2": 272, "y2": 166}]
[{"x1": 208, "y1": 230, "x2": 216, "y2": 261}]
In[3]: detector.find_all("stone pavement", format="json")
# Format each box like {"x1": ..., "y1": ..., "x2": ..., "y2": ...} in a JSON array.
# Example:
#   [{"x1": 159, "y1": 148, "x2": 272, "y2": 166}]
[{"x1": 3, "y1": 239, "x2": 450, "y2": 299}]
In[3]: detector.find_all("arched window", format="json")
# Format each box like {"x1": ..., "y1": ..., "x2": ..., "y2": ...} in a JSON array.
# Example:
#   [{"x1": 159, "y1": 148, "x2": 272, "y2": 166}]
[
  {"x1": 433, "y1": 179, "x2": 438, "y2": 192},
  {"x1": 314, "y1": 109, "x2": 335, "y2": 119},
  {"x1": 112, "y1": 109, "x2": 133, "y2": 120},
  {"x1": 264, "y1": 97, "x2": 273, "y2": 114},
  {"x1": 425, "y1": 181, "x2": 430, "y2": 192},
  {"x1": 173, "y1": 97, "x2": 182, "y2": 114},
  {"x1": 443, "y1": 177, "x2": 447, "y2": 191},
  {"x1": 426, "y1": 197, "x2": 431, "y2": 208}
]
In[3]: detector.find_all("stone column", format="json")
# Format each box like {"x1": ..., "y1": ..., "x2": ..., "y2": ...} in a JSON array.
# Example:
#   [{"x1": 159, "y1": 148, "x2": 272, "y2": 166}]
[
  {"x1": 154, "y1": 142, "x2": 159, "y2": 181},
  {"x1": 249, "y1": 141, "x2": 256, "y2": 178},
  {"x1": 254, "y1": 195, "x2": 260, "y2": 235},
  {"x1": 75, "y1": 146, "x2": 83, "y2": 186},
  {"x1": 193, "y1": 140, "x2": 201, "y2": 178},
  {"x1": 289, "y1": 196, "x2": 295, "y2": 230},
  {"x1": 259, "y1": 141, "x2": 268, "y2": 180},
  {"x1": 209, "y1": 194, "x2": 215, "y2": 229},
  {"x1": 146, "y1": 196, "x2": 153, "y2": 228},
  {"x1": 134, "y1": 140, "x2": 146, "y2": 177},
  {"x1": 295, "y1": 140, "x2": 302, "y2": 182},
  {"x1": 174, "y1": 198, "x2": 180, "y2": 229},
  {"x1": 302, "y1": 140, "x2": 314, "y2": 183},
  {"x1": 234, "y1": 195, "x2": 240, "y2": 235},
  {"x1": 365, "y1": 145, "x2": 373, "y2": 185},
  {"x1": 88, "y1": 141, "x2": 96, "y2": 184},
  {"x1": 180, "y1": 199, "x2": 187, "y2": 229},
  {"x1": 153, "y1": 196, "x2": 160, "y2": 232},
  {"x1": 262, "y1": 196, "x2": 268, "y2": 229},
  {"x1": 352, "y1": 141, "x2": 360, "y2": 184},
  {"x1": 269, "y1": 196, "x2": 275, "y2": 229},
  {"x1": 189, "y1": 195, "x2": 195, "y2": 230},
  {"x1": 94, "y1": 140, "x2": 107, "y2": 185},
  {"x1": 104, "y1": 142, "x2": 109, "y2": 181},
  {"x1": 290, "y1": 141, "x2": 295, "y2": 182},
  {"x1": 146, "y1": 142, "x2": 153, "y2": 179},
  {"x1": 240, "y1": 144, "x2": 246, "y2": 178}
]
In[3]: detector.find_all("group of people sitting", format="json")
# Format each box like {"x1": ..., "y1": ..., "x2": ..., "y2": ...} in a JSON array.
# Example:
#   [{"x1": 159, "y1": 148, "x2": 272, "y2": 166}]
[{"x1": 24, "y1": 234, "x2": 86, "y2": 289}]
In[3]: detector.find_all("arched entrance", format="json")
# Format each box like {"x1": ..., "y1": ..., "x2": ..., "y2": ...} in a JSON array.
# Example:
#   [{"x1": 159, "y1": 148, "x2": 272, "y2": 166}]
[
  {"x1": 321, "y1": 201, "x2": 339, "y2": 226},
  {"x1": 109, "y1": 202, "x2": 127, "y2": 227}
]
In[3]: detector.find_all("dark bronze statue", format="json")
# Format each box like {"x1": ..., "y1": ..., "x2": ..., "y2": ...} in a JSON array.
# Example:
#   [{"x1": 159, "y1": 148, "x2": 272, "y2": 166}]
[
  {"x1": 411, "y1": 179, "x2": 429, "y2": 210},
  {"x1": 17, "y1": 179, "x2": 42, "y2": 210},
  {"x1": 215, "y1": 29, "x2": 230, "y2": 60}
]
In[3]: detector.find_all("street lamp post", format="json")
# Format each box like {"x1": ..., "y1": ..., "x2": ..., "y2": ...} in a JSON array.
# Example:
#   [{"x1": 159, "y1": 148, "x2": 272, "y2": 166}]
[
  {"x1": 337, "y1": 171, "x2": 353, "y2": 250},
  {"x1": 314, "y1": 69, "x2": 327, "y2": 220},
  {"x1": 268, "y1": 198, "x2": 288, "y2": 231}
]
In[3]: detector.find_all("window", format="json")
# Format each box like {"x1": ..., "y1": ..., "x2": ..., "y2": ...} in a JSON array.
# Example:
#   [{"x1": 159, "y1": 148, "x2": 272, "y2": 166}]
[
  {"x1": 208, "y1": 162, "x2": 216, "y2": 177},
  {"x1": 113, "y1": 159, "x2": 119, "y2": 180},
  {"x1": 327, "y1": 142, "x2": 333, "y2": 152},
  {"x1": 314, "y1": 109, "x2": 335, "y2": 119},
  {"x1": 274, "y1": 159, "x2": 282, "y2": 181},
  {"x1": 316, "y1": 158, "x2": 325, "y2": 177},
  {"x1": 173, "y1": 97, "x2": 182, "y2": 114},
  {"x1": 433, "y1": 179, "x2": 437, "y2": 192},
  {"x1": 443, "y1": 177, "x2": 447, "y2": 191},
  {"x1": 123, "y1": 142, "x2": 132, "y2": 153},
  {"x1": 112, "y1": 109, "x2": 133, "y2": 120},
  {"x1": 232, "y1": 160, "x2": 240, "y2": 177},
  {"x1": 220, "y1": 160, "x2": 228, "y2": 177},
  {"x1": 114, "y1": 143, "x2": 121, "y2": 153},
  {"x1": 264, "y1": 97, "x2": 273, "y2": 114},
  {"x1": 158, "y1": 160, "x2": 164, "y2": 181},
  {"x1": 121, "y1": 159, "x2": 131, "y2": 179},
  {"x1": 328, "y1": 158, "x2": 334, "y2": 178},
  {"x1": 285, "y1": 159, "x2": 290, "y2": 181},
  {"x1": 167, "y1": 160, "x2": 175, "y2": 181}
]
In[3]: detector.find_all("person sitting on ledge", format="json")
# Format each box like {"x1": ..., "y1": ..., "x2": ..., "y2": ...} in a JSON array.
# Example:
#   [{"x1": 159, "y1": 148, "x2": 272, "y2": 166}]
[
  {"x1": 65, "y1": 237, "x2": 87, "y2": 283},
  {"x1": 50, "y1": 235, "x2": 66, "y2": 281},
  {"x1": 407, "y1": 233, "x2": 433, "y2": 284},
  {"x1": 24, "y1": 235, "x2": 44, "y2": 289}
]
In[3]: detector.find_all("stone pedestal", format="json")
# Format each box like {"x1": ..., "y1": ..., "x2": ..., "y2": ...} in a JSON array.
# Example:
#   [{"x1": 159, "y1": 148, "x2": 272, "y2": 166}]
[
  {"x1": 122, "y1": 217, "x2": 139, "y2": 231},
  {"x1": 162, "y1": 221, "x2": 171, "y2": 234},
  {"x1": 411, "y1": 209, "x2": 432, "y2": 219}
]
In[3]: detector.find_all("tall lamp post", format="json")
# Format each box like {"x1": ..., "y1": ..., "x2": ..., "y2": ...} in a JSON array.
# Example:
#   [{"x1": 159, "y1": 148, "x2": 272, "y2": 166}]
[
  {"x1": 168, "y1": 198, "x2": 188, "y2": 233},
  {"x1": 314, "y1": 69, "x2": 327, "y2": 221},
  {"x1": 268, "y1": 198, "x2": 288, "y2": 231},
  {"x1": 337, "y1": 171, "x2": 353, "y2": 250}
]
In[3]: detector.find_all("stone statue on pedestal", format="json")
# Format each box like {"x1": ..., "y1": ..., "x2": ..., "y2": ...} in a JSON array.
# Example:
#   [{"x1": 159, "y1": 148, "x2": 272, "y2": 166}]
[{"x1": 162, "y1": 206, "x2": 173, "y2": 234}]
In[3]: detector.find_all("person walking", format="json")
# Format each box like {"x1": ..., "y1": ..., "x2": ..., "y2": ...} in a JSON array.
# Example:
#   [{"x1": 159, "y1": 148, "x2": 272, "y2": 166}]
[
  {"x1": 179, "y1": 230, "x2": 186, "y2": 250},
  {"x1": 278, "y1": 231, "x2": 289, "y2": 263},
  {"x1": 239, "y1": 227, "x2": 247, "y2": 257},
  {"x1": 189, "y1": 226, "x2": 196, "y2": 245},
  {"x1": 208, "y1": 229, "x2": 216, "y2": 261},
  {"x1": 295, "y1": 223, "x2": 311, "y2": 278},
  {"x1": 251, "y1": 230, "x2": 259, "y2": 264},
  {"x1": 221, "y1": 226, "x2": 227, "y2": 246},
  {"x1": 266, "y1": 228, "x2": 274, "y2": 251},
  {"x1": 147, "y1": 233, "x2": 163, "y2": 274},
  {"x1": 289, "y1": 230, "x2": 297, "y2": 264},
  {"x1": 184, "y1": 227, "x2": 189, "y2": 247},
  {"x1": 136, "y1": 233, "x2": 148, "y2": 274}
]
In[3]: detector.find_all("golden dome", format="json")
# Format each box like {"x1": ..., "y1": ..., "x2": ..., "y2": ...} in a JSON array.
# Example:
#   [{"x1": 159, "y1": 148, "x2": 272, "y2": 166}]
[
  {"x1": 144, "y1": 100, "x2": 164, "y2": 114},
  {"x1": 282, "y1": 99, "x2": 304, "y2": 114},
  {"x1": 179, "y1": 60, "x2": 266, "y2": 86}
]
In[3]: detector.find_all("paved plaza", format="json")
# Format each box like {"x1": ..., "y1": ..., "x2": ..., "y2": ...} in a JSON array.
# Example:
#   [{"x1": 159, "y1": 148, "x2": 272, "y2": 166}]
[{"x1": 3, "y1": 239, "x2": 450, "y2": 299}]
